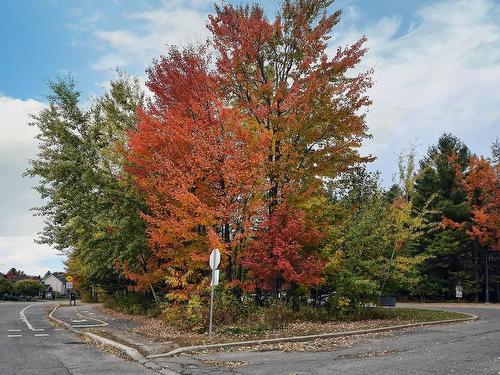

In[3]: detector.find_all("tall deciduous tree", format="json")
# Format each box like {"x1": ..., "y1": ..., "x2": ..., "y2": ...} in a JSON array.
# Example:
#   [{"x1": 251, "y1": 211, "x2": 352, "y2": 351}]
[
  {"x1": 208, "y1": 0, "x2": 373, "y2": 212},
  {"x1": 127, "y1": 46, "x2": 266, "y2": 300},
  {"x1": 206, "y1": 0, "x2": 373, "y2": 294},
  {"x1": 27, "y1": 74, "x2": 151, "y2": 297}
]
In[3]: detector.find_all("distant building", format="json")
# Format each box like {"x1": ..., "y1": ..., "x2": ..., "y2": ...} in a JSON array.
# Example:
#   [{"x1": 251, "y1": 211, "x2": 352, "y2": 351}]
[
  {"x1": 40, "y1": 284, "x2": 53, "y2": 299},
  {"x1": 41, "y1": 272, "x2": 67, "y2": 295}
]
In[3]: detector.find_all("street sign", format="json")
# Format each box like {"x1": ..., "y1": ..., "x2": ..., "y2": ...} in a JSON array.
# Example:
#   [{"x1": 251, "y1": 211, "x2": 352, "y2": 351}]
[
  {"x1": 208, "y1": 248, "x2": 221, "y2": 341},
  {"x1": 66, "y1": 282, "x2": 73, "y2": 290},
  {"x1": 211, "y1": 270, "x2": 220, "y2": 286},
  {"x1": 66, "y1": 275, "x2": 73, "y2": 282},
  {"x1": 209, "y1": 249, "x2": 221, "y2": 270},
  {"x1": 455, "y1": 284, "x2": 463, "y2": 299}
]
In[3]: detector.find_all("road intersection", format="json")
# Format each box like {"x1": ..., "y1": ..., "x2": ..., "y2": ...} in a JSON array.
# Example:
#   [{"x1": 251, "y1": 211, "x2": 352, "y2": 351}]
[
  {"x1": 0, "y1": 301, "x2": 157, "y2": 374},
  {"x1": 1, "y1": 301, "x2": 499, "y2": 374}
]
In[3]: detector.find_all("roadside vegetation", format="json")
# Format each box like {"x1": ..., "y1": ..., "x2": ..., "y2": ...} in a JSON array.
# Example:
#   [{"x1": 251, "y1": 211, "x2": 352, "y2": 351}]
[
  {"x1": 94, "y1": 303, "x2": 469, "y2": 348},
  {"x1": 0, "y1": 272, "x2": 45, "y2": 301},
  {"x1": 25, "y1": 0, "x2": 499, "y2": 334}
]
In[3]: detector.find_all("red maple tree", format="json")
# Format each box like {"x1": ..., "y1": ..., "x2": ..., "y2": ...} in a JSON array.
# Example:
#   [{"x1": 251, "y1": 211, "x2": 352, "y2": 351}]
[
  {"x1": 126, "y1": 46, "x2": 266, "y2": 300},
  {"x1": 242, "y1": 203, "x2": 324, "y2": 293}
]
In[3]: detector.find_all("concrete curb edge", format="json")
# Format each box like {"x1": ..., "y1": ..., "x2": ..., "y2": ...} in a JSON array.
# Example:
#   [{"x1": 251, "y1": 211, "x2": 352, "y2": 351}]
[
  {"x1": 147, "y1": 312, "x2": 478, "y2": 359},
  {"x1": 48, "y1": 304, "x2": 179, "y2": 375}
]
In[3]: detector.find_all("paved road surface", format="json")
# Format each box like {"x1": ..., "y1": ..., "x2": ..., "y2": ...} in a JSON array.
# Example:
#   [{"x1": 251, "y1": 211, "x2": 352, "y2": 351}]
[
  {"x1": 0, "y1": 301, "x2": 156, "y2": 375},
  {"x1": 2, "y1": 302, "x2": 499, "y2": 374},
  {"x1": 154, "y1": 306, "x2": 500, "y2": 375}
]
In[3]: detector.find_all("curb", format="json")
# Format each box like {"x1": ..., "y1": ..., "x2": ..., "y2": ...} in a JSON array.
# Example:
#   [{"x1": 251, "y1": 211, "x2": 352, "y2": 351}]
[
  {"x1": 147, "y1": 313, "x2": 478, "y2": 359},
  {"x1": 48, "y1": 304, "x2": 179, "y2": 375}
]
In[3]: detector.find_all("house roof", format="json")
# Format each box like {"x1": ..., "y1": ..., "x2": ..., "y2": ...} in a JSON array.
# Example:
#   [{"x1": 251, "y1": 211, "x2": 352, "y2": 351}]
[
  {"x1": 52, "y1": 272, "x2": 67, "y2": 283},
  {"x1": 42, "y1": 272, "x2": 67, "y2": 284}
]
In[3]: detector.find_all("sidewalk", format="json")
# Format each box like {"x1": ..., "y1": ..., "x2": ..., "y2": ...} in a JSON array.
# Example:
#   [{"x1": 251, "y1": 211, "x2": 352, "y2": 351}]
[{"x1": 52, "y1": 302, "x2": 178, "y2": 356}]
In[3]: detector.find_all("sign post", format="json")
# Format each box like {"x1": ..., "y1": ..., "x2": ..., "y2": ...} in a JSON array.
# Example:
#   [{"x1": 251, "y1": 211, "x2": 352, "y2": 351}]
[
  {"x1": 208, "y1": 249, "x2": 221, "y2": 341},
  {"x1": 66, "y1": 276, "x2": 74, "y2": 306}
]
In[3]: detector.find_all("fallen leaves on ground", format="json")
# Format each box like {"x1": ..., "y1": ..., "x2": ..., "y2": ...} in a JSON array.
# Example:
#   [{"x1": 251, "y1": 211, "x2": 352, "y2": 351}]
[{"x1": 200, "y1": 360, "x2": 249, "y2": 368}]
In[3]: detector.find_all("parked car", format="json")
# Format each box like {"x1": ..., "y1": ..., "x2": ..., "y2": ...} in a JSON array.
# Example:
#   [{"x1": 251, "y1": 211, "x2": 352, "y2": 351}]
[{"x1": 1, "y1": 294, "x2": 21, "y2": 301}]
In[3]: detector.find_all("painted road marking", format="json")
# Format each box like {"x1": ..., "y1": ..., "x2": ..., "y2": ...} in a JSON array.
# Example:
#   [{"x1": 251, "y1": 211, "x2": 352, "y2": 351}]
[
  {"x1": 19, "y1": 304, "x2": 45, "y2": 332},
  {"x1": 35, "y1": 334, "x2": 49, "y2": 337},
  {"x1": 71, "y1": 319, "x2": 88, "y2": 323},
  {"x1": 70, "y1": 312, "x2": 108, "y2": 328},
  {"x1": 8, "y1": 329, "x2": 21, "y2": 332},
  {"x1": 8, "y1": 335, "x2": 22, "y2": 338}
]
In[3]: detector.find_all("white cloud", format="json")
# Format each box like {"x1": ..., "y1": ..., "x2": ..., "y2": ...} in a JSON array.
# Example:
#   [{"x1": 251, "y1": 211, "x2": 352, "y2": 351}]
[
  {"x1": 0, "y1": 96, "x2": 45, "y2": 236},
  {"x1": 0, "y1": 96, "x2": 62, "y2": 274},
  {"x1": 91, "y1": 53, "x2": 128, "y2": 71},
  {"x1": 331, "y1": 0, "x2": 500, "y2": 182},
  {"x1": 92, "y1": 5, "x2": 210, "y2": 72},
  {"x1": 0, "y1": 236, "x2": 64, "y2": 276}
]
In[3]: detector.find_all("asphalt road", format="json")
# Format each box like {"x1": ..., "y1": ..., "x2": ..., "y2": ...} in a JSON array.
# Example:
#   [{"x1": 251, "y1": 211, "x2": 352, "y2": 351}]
[
  {"x1": 155, "y1": 306, "x2": 500, "y2": 375},
  {"x1": 0, "y1": 301, "x2": 156, "y2": 375},
  {"x1": 1, "y1": 302, "x2": 499, "y2": 374}
]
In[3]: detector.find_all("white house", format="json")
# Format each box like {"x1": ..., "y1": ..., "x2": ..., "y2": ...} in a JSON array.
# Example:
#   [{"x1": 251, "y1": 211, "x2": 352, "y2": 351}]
[{"x1": 41, "y1": 272, "x2": 67, "y2": 295}]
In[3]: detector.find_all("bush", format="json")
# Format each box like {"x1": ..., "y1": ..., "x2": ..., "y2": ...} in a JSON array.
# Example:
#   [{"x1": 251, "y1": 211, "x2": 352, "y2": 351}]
[
  {"x1": 0, "y1": 278, "x2": 13, "y2": 295},
  {"x1": 258, "y1": 301, "x2": 293, "y2": 329},
  {"x1": 103, "y1": 292, "x2": 152, "y2": 315},
  {"x1": 163, "y1": 296, "x2": 207, "y2": 332},
  {"x1": 15, "y1": 279, "x2": 44, "y2": 299},
  {"x1": 213, "y1": 287, "x2": 257, "y2": 326},
  {"x1": 294, "y1": 305, "x2": 332, "y2": 322}
]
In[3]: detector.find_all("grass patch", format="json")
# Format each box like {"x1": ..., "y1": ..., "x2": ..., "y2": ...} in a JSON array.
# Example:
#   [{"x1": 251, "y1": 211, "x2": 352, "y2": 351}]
[{"x1": 361, "y1": 307, "x2": 470, "y2": 322}]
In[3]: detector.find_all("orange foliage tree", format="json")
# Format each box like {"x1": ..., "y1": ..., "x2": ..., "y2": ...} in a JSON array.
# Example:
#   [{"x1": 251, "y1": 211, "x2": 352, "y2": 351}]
[
  {"x1": 127, "y1": 46, "x2": 266, "y2": 300},
  {"x1": 126, "y1": 0, "x2": 373, "y2": 299},
  {"x1": 208, "y1": 0, "x2": 373, "y2": 292}
]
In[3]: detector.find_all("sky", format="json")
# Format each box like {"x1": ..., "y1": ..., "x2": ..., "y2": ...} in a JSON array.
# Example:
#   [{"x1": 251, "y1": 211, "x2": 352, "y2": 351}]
[{"x1": 0, "y1": 0, "x2": 499, "y2": 276}]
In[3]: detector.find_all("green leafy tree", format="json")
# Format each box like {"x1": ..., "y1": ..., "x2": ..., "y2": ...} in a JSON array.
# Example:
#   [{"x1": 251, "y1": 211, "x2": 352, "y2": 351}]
[
  {"x1": 324, "y1": 162, "x2": 431, "y2": 310},
  {"x1": 26, "y1": 74, "x2": 153, "y2": 299},
  {"x1": 0, "y1": 278, "x2": 13, "y2": 295},
  {"x1": 15, "y1": 279, "x2": 44, "y2": 299}
]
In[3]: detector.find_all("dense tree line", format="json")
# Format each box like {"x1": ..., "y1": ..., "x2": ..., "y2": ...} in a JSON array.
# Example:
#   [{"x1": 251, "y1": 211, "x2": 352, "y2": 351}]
[{"x1": 27, "y1": 0, "x2": 499, "y2": 317}]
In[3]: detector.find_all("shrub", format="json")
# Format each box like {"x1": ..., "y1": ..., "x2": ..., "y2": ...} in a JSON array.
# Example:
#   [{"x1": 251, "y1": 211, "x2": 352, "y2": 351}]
[
  {"x1": 103, "y1": 292, "x2": 152, "y2": 315},
  {"x1": 15, "y1": 279, "x2": 44, "y2": 299},
  {"x1": 258, "y1": 301, "x2": 293, "y2": 329},
  {"x1": 163, "y1": 296, "x2": 207, "y2": 332}
]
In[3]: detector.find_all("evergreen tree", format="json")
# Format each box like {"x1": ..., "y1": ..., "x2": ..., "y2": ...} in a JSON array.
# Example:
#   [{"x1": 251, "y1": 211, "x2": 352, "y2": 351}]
[{"x1": 413, "y1": 134, "x2": 473, "y2": 299}]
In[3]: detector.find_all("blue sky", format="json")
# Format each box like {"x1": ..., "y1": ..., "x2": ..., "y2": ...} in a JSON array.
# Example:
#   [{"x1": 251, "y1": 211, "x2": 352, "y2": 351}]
[{"x1": 1, "y1": 0, "x2": 499, "y2": 275}]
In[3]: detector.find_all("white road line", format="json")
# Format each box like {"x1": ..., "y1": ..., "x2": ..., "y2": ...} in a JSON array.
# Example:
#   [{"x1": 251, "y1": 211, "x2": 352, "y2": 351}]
[
  {"x1": 19, "y1": 304, "x2": 45, "y2": 332},
  {"x1": 7, "y1": 335, "x2": 22, "y2": 338},
  {"x1": 73, "y1": 312, "x2": 108, "y2": 327},
  {"x1": 8, "y1": 329, "x2": 21, "y2": 332},
  {"x1": 34, "y1": 334, "x2": 49, "y2": 337}
]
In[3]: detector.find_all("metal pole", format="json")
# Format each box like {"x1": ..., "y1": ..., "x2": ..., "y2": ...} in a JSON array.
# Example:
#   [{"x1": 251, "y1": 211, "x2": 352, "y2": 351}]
[{"x1": 209, "y1": 272, "x2": 215, "y2": 341}]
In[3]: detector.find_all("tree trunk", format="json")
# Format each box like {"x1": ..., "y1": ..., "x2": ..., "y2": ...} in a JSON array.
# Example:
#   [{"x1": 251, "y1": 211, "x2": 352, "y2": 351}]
[
  {"x1": 485, "y1": 247, "x2": 489, "y2": 303},
  {"x1": 474, "y1": 241, "x2": 479, "y2": 303},
  {"x1": 139, "y1": 253, "x2": 158, "y2": 303}
]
